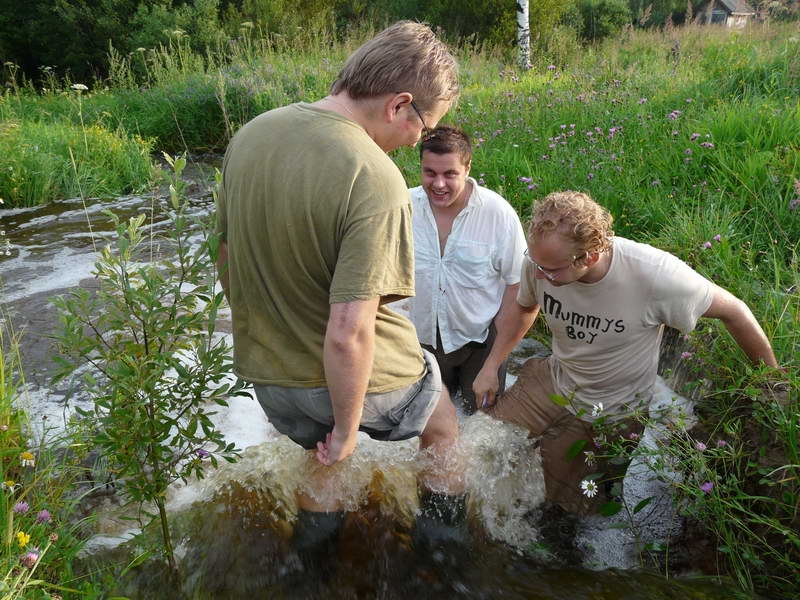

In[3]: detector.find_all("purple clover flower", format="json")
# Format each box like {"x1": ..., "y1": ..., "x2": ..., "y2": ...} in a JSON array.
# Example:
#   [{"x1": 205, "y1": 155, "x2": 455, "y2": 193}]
[
  {"x1": 195, "y1": 448, "x2": 211, "y2": 459},
  {"x1": 700, "y1": 481, "x2": 714, "y2": 493},
  {"x1": 36, "y1": 510, "x2": 51, "y2": 524},
  {"x1": 519, "y1": 176, "x2": 532, "y2": 183},
  {"x1": 700, "y1": 142, "x2": 715, "y2": 149},
  {"x1": 638, "y1": 98, "x2": 648, "y2": 104},
  {"x1": 681, "y1": 351, "x2": 693, "y2": 359},
  {"x1": 690, "y1": 133, "x2": 700, "y2": 141},
  {"x1": 13, "y1": 501, "x2": 29, "y2": 515},
  {"x1": 713, "y1": 234, "x2": 721, "y2": 242},
  {"x1": 789, "y1": 199, "x2": 799, "y2": 211},
  {"x1": 695, "y1": 441, "x2": 707, "y2": 451},
  {"x1": 717, "y1": 440, "x2": 728, "y2": 448},
  {"x1": 20, "y1": 550, "x2": 39, "y2": 569},
  {"x1": 702, "y1": 241, "x2": 712, "y2": 249}
]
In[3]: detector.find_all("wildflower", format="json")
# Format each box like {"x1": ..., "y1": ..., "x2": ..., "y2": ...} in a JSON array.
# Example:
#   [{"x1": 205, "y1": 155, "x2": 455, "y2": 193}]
[
  {"x1": 628, "y1": 432, "x2": 640, "y2": 441},
  {"x1": 0, "y1": 424, "x2": 8, "y2": 431},
  {"x1": 580, "y1": 479, "x2": 598, "y2": 498},
  {"x1": 20, "y1": 550, "x2": 39, "y2": 568},
  {"x1": 36, "y1": 510, "x2": 51, "y2": 524},
  {"x1": 49, "y1": 533, "x2": 59, "y2": 543},
  {"x1": 667, "y1": 110, "x2": 682, "y2": 121},
  {"x1": 790, "y1": 199, "x2": 799, "y2": 211},
  {"x1": 70, "y1": 83, "x2": 88, "y2": 91},
  {"x1": 650, "y1": 179, "x2": 661, "y2": 187},
  {"x1": 716, "y1": 440, "x2": 728, "y2": 448},
  {"x1": 695, "y1": 441, "x2": 707, "y2": 451},
  {"x1": 13, "y1": 501, "x2": 29, "y2": 514},
  {"x1": 690, "y1": 133, "x2": 700, "y2": 141},
  {"x1": 713, "y1": 234, "x2": 721, "y2": 242},
  {"x1": 519, "y1": 176, "x2": 532, "y2": 183},
  {"x1": 547, "y1": 65, "x2": 556, "y2": 71},
  {"x1": 671, "y1": 130, "x2": 679, "y2": 136},
  {"x1": 700, "y1": 481, "x2": 713, "y2": 493},
  {"x1": 2, "y1": 480, "x2": 18, "y2": 492},
  {"x1": 700, "y1": 142, "x2": 715, "y2": 149},
  {"x1": 680, "y1": 351, "x2": 693, "y2": 359},
  {"x1": 527, "y1": 183, "x2": 538, "y2": 190},
  {"x1": 195, "y1": 448, "x2": 211, "y2": 459},
  {"x1": 685, "y1": 97, "x2": 693, "y2": 103},
  {"x1": 584, "y1": 451, "x2": 596, "y2": 467},
  {"x1": 638, "y1": 97, "x2": 648, "y2": 104},
  {"x1": 684, "y1": 148, "x2": 693, "y2": 155},
  {"x1": 20, "y1": 451, "x2": 35, "y2": 468},
  {"x1": 587, "y1": 173, "x2": 595, "y2": 181},
  {"x1": 702, "y1": 241, "x2": 712, "y2": 249},
  {"x1": 16, "y1": 531, "x2": 30, "y2": 547},
  {"x1": 591, "y1": 402, "x2": 604, "y2": 417}
]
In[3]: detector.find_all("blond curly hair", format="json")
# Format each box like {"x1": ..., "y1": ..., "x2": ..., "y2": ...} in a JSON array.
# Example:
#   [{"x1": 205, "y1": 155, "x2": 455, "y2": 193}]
[{"x1": 529, "y1": 191, "x2": 614, "y2": 253}]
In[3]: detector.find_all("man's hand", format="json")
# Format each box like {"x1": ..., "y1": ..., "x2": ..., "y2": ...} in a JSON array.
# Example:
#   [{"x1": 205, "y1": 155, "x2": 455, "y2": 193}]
[
  {"x1": 473, "y1": 365, "x2": 500, "y2": 409},
  {"x1": 315, "y1": 426, "x2": 359, "y2": 466}
]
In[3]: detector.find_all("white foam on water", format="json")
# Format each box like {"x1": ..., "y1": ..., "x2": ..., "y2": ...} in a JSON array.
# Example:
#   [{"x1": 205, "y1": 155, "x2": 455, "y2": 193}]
[{"x1": 1, "y1": 246, "x2": 100, "y2": 303}]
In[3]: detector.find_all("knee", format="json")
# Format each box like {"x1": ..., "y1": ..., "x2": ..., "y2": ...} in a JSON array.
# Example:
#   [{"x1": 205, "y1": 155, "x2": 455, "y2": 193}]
[{"x1": 420, "y1": 389, "x2": 458, "y2": 447}]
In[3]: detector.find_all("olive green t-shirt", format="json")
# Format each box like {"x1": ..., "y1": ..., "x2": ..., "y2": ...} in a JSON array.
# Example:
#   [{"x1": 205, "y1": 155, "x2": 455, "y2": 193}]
[{"x1": 217, "y1": 103, "x2": 424, "y2": 391}]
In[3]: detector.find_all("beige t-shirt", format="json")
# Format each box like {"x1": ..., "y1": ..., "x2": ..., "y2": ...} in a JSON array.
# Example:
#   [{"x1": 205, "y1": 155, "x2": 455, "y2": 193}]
[
  {"x1": 217, "y1": 103, "x2": 424, "y2": 391},
  {"x1": 518, "y1": 237, "x2": 713, "y2": 417}
]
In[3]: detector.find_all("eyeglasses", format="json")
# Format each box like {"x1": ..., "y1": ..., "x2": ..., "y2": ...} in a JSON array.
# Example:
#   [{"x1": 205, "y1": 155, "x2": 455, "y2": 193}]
[
  {"x1": 409, "y1": 100, "x2": 431, "y2": 138},
  {"x1": 523, "y1": 248, "x2": 588, "y2": 281}
]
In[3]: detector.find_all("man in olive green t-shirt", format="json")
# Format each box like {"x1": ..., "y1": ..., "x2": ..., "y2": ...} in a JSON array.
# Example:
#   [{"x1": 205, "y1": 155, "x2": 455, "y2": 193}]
[{"x1": 216, "y1": 22, "x2": 465, "y2": 554}]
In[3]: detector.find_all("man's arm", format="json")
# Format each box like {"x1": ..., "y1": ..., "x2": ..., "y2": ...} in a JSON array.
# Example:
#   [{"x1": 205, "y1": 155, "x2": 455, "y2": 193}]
[
  {"x1": 473, "y1": 283, "x2": 540, "y2": 407},
  {"x1": 701, "y1": 284, "x2": 778, "y2": 368},
  {"x1": 316, "y1": 297, "x2": 379, "y2": 466},
  {"x1": 216, "y1": 239, "x2": 230, "y2": 302}
]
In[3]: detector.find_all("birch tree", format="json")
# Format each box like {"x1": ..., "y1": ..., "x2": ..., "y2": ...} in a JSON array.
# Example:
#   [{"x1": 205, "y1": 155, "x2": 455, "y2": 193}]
[{"x1": 516, "y1": 0, "x2": 532, "y2": 70}]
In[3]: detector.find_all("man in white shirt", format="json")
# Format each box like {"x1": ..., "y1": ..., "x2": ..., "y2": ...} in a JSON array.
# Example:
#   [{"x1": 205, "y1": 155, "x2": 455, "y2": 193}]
[
  {"x1": 406, "y1": 126, "x2": 527, "y2": 414},
  {"x1": 475, "y1": 190, "x2": 779, "y2": 513}
]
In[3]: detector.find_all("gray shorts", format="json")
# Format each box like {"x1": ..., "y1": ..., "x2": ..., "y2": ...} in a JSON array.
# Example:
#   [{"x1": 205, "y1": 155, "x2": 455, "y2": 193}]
[{"x1": 253, "y1": 349, "x2": 442, "y2": 450}]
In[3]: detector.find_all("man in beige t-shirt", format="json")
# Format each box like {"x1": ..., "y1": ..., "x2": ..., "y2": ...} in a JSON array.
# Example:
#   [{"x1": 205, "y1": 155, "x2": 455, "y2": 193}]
[
  {"x1": 216, "y1": 22, "x2": 464, "y2": 556},
  {"x1": 475, "y1": 191, "x2": 779, "y2": 514}
]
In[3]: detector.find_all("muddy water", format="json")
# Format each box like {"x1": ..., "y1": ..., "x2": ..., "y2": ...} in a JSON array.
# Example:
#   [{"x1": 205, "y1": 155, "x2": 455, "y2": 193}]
[{"x1": 0, "y1": 161, "x2": 745, "y2": 598}]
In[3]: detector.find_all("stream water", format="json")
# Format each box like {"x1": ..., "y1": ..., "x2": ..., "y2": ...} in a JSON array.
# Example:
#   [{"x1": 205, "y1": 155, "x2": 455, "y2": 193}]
[{"x1": 0, "y1": 160, "x2": 748, "y2": 598}]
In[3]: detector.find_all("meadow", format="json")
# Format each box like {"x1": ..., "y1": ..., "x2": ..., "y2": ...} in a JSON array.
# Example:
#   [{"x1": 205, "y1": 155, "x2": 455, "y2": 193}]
[{"x1": 0, "y1": 20, "x2": 798, "y2": 597}]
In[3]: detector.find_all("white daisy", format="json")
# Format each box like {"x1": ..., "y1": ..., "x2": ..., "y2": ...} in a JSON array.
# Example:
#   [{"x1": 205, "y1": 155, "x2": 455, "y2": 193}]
[
  {"x1": 580, "y1": 479, "x2": 598, "y2": 498},
  {"x1": 591, "y1": 402, "x2": 604, "y2": 417}
]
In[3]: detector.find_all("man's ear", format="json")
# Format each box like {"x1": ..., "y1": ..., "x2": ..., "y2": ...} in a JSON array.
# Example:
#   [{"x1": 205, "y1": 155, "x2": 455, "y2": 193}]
[{"x1": 386, "y1": 92, "x2": 412, "y2": 123}]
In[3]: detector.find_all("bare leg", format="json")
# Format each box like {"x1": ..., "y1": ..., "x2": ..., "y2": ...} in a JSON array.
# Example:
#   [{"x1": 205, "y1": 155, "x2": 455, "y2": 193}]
[{"x1": 418, "y1": 386, "x2": 463, "y2": 494}]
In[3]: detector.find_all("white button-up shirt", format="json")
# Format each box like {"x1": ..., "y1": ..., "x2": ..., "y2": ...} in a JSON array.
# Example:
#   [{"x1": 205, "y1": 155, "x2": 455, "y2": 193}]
[{"x1": 405, "y1": 179, "x2": 526, "y2": 354}]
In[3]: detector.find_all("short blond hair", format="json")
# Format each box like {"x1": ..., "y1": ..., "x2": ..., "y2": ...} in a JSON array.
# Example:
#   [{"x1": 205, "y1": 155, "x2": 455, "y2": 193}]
[
  {"x1": 529, "y1": 191, "x2": 614, "y2": 253},
  {"x1": 330, "y1": 21, "x2": 459, "y2": 112}
]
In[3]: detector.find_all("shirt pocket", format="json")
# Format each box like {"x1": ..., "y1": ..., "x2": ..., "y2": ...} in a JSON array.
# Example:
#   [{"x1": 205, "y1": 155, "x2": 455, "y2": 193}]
[{"x1": 447, "y1": 240, "x2": 494, "y2": 289}]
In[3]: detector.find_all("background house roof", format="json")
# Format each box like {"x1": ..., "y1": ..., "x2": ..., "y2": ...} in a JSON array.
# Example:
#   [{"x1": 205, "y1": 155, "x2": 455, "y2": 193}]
[{"x1": 718, "y1": 0, "x2": 755, "y2": 14}]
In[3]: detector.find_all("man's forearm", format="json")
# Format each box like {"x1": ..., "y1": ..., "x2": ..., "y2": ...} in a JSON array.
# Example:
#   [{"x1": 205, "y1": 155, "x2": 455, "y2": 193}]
[
  {"x1": 721, "y1": 308, "x2": 778, "y2": 368},
  {"x1": 704, "y1": 285, "x2": 778, "y2": 368},
  {"x1": 485, "y1": 288, "x2": 539, "y2": 370},
  {"x1": 323, "y1": 299, "x2": 379, "y2": 436}
]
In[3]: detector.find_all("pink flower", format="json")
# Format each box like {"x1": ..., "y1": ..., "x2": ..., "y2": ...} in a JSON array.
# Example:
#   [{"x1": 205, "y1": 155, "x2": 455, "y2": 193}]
[
  {"x1": 547, "y1": 65, "x2": 556, "y2": 70},
  {"x1": 36, "y1": 510, "x2": 51, "y2": 524},
  {"x1": 20, "y1": 550, "x2": 39, "y2": 569},
  {"x1": 681, "y1": 351, "x2": 693, "y2": 359},
  {"x1": 700, "y1": 142, "x2": 715, "y2": 149},
  {"x1": 716, "y1": 440, "x2": 728, "y2": 448},
  {"x1": 638, "y1": 98, "x2": 648, "y2": 104},
  {"x1": 695, "y1": 441, "x2": 707, "y2": 451},
  {"x1": 627, "y1": 432, "x2": 640, "y2": 441},
  {"x1": 13, "y1": 501, "x2": 29, "y2": 514},
  {"x1": 519, "y1": 176, "x2": 532, "y2": 183},
  {"x1": 700, "y1": 481, "x2": 713, "y2": 493},
  {"x1": 690, "y1": 133, "x2": 700, "y2": 141},
  {"x1": 702, "y1": 241, "x2": 712, "y2": 249},
  {"x1": 713, "y1": 234, "x2": 721, "y2": 242}
]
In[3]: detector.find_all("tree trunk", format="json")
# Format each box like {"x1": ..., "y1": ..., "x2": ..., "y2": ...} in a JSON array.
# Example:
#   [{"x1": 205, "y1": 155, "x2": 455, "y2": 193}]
[{"x1": 516, "y1": 0, "x2": 532, "y2": 71}]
